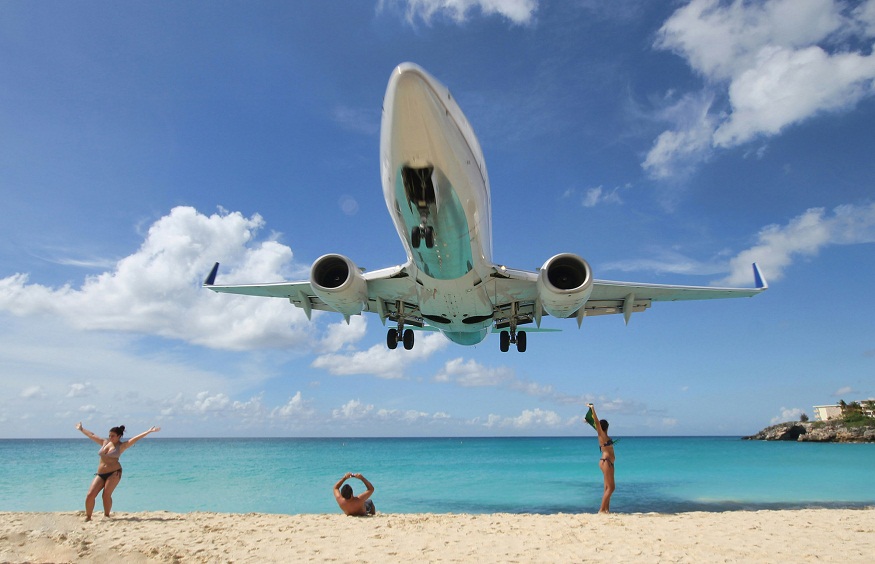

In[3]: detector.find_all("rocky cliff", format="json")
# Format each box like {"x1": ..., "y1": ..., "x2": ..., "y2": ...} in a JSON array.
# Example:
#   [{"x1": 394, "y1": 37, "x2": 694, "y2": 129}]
[{"x1": 743, "y1": 420, "x2": 875, "y2": 442}]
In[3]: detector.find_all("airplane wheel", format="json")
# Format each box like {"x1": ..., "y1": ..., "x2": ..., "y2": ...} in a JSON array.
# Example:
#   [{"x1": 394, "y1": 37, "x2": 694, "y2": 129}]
[
  {"x1": 403, "y1": 328, "x2": 414, "y2": 350},
  {"x1": 424, "y1": 226, "x2": 434, "y2": 248},
  {"x1": 516, "y1": 331, "x2": 527, "y2": 353},
  {"x1": 411, "y1": 227, "x2": 421, "y2": 248},
  {"x1": 499, "y1": 331, "x2": 510, "y2": 352},
  {"x1": 387, "y1": 328, "x2": 398, "y2": 350}
]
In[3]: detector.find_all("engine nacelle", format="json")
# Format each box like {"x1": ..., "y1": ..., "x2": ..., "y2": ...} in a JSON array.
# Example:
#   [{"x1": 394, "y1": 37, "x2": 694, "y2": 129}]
[
  {"x1": 536, "y1": 253, "x2": 593, "y2": 318},
  {"x1": 309, "y1": 254, "x2": 368, "y2": 316}
]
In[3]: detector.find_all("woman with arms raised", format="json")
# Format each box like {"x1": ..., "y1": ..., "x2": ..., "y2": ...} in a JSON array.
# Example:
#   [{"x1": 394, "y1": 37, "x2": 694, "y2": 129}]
[
  {"x1": 586, "y1": 403, "x2": 615, "y2": 513},
  {"x1": 76, "y1": 422, "x2": 160, "y2": 521}
]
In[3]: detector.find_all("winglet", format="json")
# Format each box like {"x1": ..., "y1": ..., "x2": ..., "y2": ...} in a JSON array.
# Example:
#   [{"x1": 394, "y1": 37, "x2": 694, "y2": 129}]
[
  {"x1": 753, "y1": 263, "x2": 768, "y2": 290},
  {"x1": 204, "y1": 262, "x2": 220, "y2": 286}
]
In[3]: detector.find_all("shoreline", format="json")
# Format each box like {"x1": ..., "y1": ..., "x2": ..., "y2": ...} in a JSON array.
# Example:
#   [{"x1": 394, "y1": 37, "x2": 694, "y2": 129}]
[{"x1": 3, "y1": 508, "x2": 873, "y2": 562}]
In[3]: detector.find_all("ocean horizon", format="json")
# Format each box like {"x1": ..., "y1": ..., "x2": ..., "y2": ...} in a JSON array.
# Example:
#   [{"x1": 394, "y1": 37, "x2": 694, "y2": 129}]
[{"x1": 2, "y1": 436, "x2": 873, "y2": 515}]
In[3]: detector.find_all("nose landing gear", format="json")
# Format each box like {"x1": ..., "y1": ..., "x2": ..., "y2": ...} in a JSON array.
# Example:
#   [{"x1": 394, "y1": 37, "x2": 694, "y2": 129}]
[
  {"x1": 411, "y1": 224, "x2": 434, "y2": 249},
  {"x1": 403, "y1": 166, "x2": 436, "y2": 249}
]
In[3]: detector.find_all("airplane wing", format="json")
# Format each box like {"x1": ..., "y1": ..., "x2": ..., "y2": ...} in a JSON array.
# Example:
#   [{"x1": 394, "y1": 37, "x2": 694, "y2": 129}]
[
  {"x1": 488, "y1": 263, "x2": 768, "y2": 327},
  {"x1": 203, "y1": 262, "x2": 422, "y2": 325}
]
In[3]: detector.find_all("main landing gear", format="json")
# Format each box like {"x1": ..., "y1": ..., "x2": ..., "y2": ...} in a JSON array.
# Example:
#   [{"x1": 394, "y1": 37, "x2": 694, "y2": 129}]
[
  {"x1": 386, "y1": 300, "x2": 415, "y2": 350},
  {"x1": 387, "y1": 327, "x2": 414, "y2": 350},
  {"x1": 499, "y1": 329, "x2": 527, "y2": 353},
  {"x1": 497, "y1": 301, "x2": 529, "y2": 353}
]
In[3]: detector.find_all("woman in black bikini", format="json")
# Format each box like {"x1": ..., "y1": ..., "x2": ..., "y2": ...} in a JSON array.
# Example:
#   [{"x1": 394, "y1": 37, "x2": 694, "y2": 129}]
[
  {"x1": 76, "y1": 422, "x2": 160, "y2": 521},
  {"x1": 586, "y1": 403, "x2": 615, "y2": 513}
]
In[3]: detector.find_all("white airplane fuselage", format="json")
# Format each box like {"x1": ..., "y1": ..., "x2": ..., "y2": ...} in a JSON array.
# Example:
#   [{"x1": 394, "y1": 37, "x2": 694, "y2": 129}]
[
  {"x1": 380, "y1": 63, "x2": 497, "y2": 345},
  {"x1": 204, "y1": 62, "x2": 766, "y2": 353}
]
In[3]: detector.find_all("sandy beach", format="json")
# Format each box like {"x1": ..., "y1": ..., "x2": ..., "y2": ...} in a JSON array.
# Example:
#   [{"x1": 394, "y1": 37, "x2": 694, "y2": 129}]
[{"x1": 1, "y1": 509, "x2": 873, "y2": 563}]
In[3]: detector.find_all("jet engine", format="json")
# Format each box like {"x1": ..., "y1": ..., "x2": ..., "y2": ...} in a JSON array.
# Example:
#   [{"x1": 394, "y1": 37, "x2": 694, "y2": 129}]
[
  {"x1": 536, "y1": 253, "x2": 593, "y2": 318},
  {"x1": 309, "y1": 254, "x2": 368, "y2": 316}
]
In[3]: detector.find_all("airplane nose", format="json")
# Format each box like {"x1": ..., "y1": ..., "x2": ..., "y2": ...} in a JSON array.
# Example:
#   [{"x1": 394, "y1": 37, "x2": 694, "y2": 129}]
[{"x1": 390, "y1": 65, "x2": 438, "y2": 111}]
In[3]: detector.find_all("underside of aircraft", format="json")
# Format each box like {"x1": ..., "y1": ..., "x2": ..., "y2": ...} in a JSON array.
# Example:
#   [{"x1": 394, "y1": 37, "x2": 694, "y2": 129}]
[{"x1": 205, "y1": 63, "x2": 767, "y2": 352}]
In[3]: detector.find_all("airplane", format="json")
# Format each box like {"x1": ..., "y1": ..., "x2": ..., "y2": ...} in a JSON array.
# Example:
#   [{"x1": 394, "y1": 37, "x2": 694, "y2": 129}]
[{"x1": 205, "y1": 62, "x2": 767, "y2": 353}]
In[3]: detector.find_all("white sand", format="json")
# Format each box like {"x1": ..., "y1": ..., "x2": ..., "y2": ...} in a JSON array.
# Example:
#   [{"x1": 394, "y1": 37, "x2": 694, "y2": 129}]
[{"x1": 1, "y1": 509, "x2": 873, "y2": 563}]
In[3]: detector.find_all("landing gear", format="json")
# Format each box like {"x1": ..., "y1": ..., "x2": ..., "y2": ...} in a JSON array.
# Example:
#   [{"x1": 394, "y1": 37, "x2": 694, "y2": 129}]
[
  {"x1": 387, "y1": 326, "x2": 415, "y2": 350},
  {"x1": 386, "y1": 300, "x2": 417, "y2": 351},
  {"x1": 516, "y1": 330, "x2": 526, "y2": 353},
  {"x1": 410, "y1": 225, "x2": 435, "y2": 249},
  {"x1": 499, "y1": 329, "x2": 527, "y2": 353},
  {"x1": 403, "y1": 166, "x2": 436, "y2": 249},
  {"x1": 497, "y1": 302, "x2": 529, "y2": 353},
  {"x1": 411, "y1": 224, "x2": 435, "y2": 249}
]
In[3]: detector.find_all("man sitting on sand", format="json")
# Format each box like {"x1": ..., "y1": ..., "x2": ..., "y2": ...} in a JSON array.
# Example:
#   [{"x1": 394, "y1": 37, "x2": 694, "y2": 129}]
[{"x1": 333, "y1": 472, "x2": 376, "y2": 516}]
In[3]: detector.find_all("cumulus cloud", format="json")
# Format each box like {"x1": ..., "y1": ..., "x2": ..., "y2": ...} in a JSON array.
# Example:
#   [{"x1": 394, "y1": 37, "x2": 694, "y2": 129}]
[
  {"x1": 645, "y1": 0, "x2": 875, "y2": 177},
  {"x1": 771, "y1": 406, "x2": 805, "y2": 424},
  {"x1": 716, "y1": 203, "x2": 875, "y2": 285},
  {"x1": 312, "y1": 332, "x2": 448, "y2": 379},
  {"x1": 331, "y1": 398, "x2": 450, "y2": 428},
  {"x1": 434, "y1": 357, "x2": 554, "y2": 397},
  {"x1": 601, "y1": 202, "x2": 875, "y2": 286},
  {"x1": 380, "y1": 0, "x2": 538, "y2": 25},
  {"x1": 0, "y1": 206, "x2": 317, "y2": 351},
  {"x1": 67, "y1": 382, "x2": 95, "y2": 398},
  {"x1": 318, "y1": 316, "x2": 369, "y2": 354},
  {"x1": 271, "y1": 392, "x2": 316, "y2": 420},
  {"x1": 484, "y1": 408, "x2": 567, "y2": 429},
  {"x1": 714, "y1": 45, "x2": 875, "y2": 147}
]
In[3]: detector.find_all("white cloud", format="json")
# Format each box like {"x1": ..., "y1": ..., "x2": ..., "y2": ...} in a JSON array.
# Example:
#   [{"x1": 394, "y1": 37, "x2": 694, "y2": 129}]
[
  {"x1": 716, "y1": 203, "x2": 875, "y2": 286},
  {"x1": 435, "y1": 357, "x2": 554, "y2": 397},
  {"x1": 332, "y1": 399, "x2": 375, "y2": 420},
  {"x1": 380, "y1": 0, "x2": 538, "y2": 25},
  {"x1": 642, "y1": 91, "x2": 716, "y2": 179},
  {"x1": 771, "y1": 406, "x2": 805, "y2": 424},
  {"x1": 581, "y1": 185, "x2": 625, "y2": 207},
  {"x1": 434, "y1": 357, "x2": 514, "y2": 386},
  {"x1": 714, "y1": 45, "x2": 875, "y2": 146},
  {"x1": 833, "y1": 386, "x2": 855, "y2": 397},
  {"x1": 645, "y1": 0, "x2": 875, "y2": 177},
  {"x1": 858, "y1": 0, "x2": 875, "y2": 36},
  {"x1": 0, "y1": 206, "x2": 316, "y2": 351},
  {"x1": 312, "y1": 332, "x2": 448, "y2": 379},
  {"x1": 332, "y1": 106, "x2": 379, "y2": 136},
  {"x1": 318, "y1": 316, "x2": 369, "y2": 354},
  {"x1": 21, "y1": 386, "x2": 44, "y2": 399},
  {"x1": 656, "y1": 0, "x2": 846, "y2": 81},
  {"x1": 331, "y1": 399, "x2": 448, "y2": 427},
  {"x1": 600, "y1": 202, "x2": 875, "y2": 286},
  {"x1": 67, "y1": 382, "x2": 95, "y2": 398},
  {"x1": 271, "y1": 392, "x2": 316, "y2": 420},
  {"x1": 484, "y1": 408, "x2": 567, "y2": 429}
]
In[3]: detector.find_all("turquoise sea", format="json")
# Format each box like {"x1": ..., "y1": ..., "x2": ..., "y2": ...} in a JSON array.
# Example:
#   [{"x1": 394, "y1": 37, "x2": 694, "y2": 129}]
[{"x1": 1, "y1": 437, "x2": 873, "y2": 514}]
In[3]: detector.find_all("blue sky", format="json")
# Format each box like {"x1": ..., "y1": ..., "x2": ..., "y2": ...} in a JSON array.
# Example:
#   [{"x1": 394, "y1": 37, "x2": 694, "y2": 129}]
[{"x1": 2, "y1": 0, "x2": 874, "y2": 438}]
